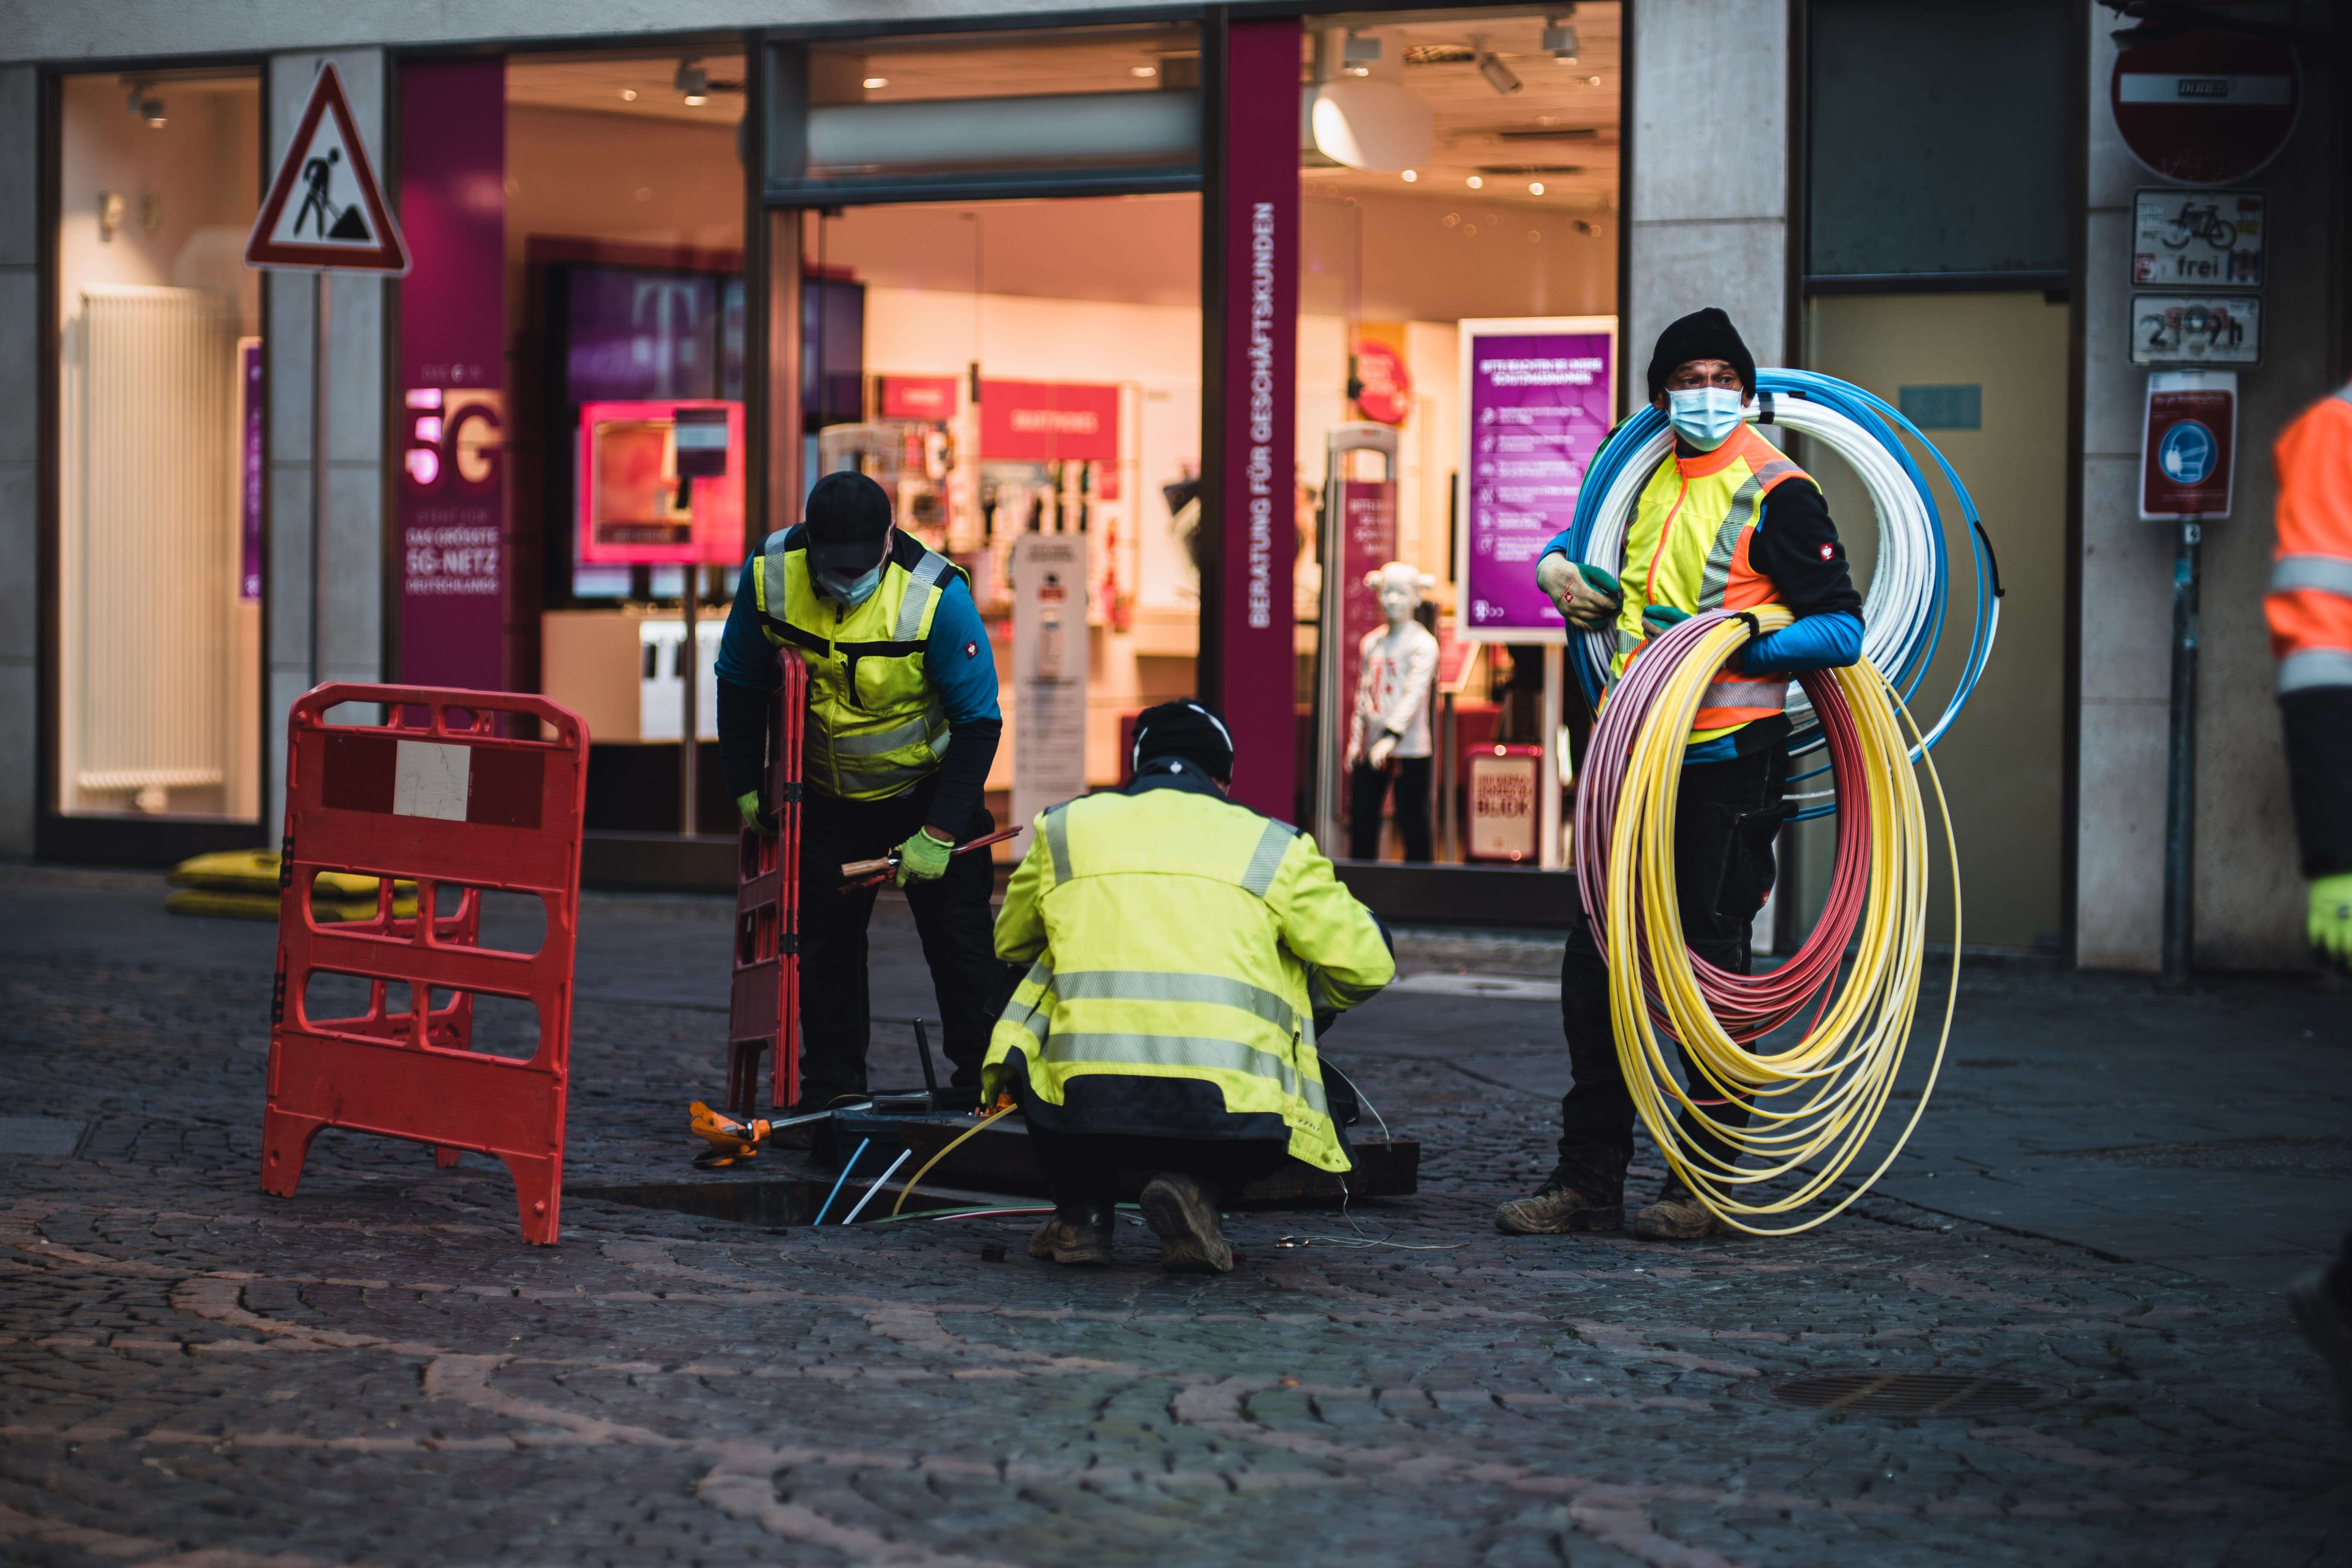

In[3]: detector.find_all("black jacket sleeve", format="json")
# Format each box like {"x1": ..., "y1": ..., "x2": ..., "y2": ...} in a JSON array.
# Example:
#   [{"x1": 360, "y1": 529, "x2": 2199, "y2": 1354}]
[
  {"x1": 2282, "y1": 686, "x2": 2352, "y2": 878},
  {"x1": 1748, "y1": 479, "x2": 1863, "y2": 620},
  {"x1": 717, "y1": 678, "x2": 772, "y2": 803},
  {"x1": 927, "y1": 718, "x2": 1003, "y2": 836}
]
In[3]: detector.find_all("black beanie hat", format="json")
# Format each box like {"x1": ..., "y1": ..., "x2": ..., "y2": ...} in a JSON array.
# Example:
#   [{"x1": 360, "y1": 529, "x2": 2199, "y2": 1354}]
[
  {"x1": 804, "y1": 471, "x2": 896, "y2": 574},
  {"x1": 1645, "y1": 307, "x2": 1755, "y2": 403},
  {"x1": 1131, "y1": 700, "x2": 1235, "y2": 783}
]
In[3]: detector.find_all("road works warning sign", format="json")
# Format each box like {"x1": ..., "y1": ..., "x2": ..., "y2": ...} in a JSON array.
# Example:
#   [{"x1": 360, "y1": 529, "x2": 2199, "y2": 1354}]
[{"x1": 244, "y1": 63, "x2": 409, "y2": 274}]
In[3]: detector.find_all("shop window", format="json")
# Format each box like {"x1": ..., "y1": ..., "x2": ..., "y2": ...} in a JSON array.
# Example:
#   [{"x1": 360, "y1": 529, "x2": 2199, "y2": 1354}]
[
  {"x1": 55, "y1": 70, "x2": 264, "y2": 820},
  {"x1": 1296, "y1": 9, "x2": 1620, "y2": 863},
  {"x1": 768, "y1": 25, "x2": 1203, "y2": 203}
]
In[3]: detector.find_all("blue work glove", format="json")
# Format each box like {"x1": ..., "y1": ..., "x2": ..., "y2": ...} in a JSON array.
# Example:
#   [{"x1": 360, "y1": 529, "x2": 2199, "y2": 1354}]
[{"x1": 894, "y1": 827, "x2": 954, "y2": 887}]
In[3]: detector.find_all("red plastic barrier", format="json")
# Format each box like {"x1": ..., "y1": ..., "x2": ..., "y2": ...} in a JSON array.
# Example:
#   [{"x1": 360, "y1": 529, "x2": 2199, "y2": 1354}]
[
  {"x1": 261, "y1": 685, "x2": 589, "y2": 1244},
  {"x1": 726, "y1": 651, "x2": 807, "y2": 1115}
]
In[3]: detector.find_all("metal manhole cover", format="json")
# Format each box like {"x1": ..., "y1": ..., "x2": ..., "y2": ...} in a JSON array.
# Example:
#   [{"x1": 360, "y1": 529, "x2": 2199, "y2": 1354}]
[{"x1": 1771, "y1": 1373, "x2": 2052, "y2": 1416}]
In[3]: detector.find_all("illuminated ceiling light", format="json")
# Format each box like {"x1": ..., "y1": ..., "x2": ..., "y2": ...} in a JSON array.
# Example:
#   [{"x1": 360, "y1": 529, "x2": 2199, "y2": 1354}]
[
  {"x1": 1543, "y1": 15, "x2": 1580, "y2": 63},
  {"x1": 1530, "y1": 181, "x2": 1545, "y2": 195},
  {"x1": 863, "y1": 76, "x2": 889, "y2": 89},
  {"x1": 1401, "y1": 168, "x2": 1417, "y2": 182},
  {"x1": 1467, "y1": 174, "x2": 1483, "y2": 189},
  {"x1": 675, "y1": 60, "x2": 709, "y2": 105},
  {"x1": 1130, "y1": 65, "x2": 1157, "y2": 77},
  {"x1": 620, "y1": 88, "x2": 638, "y2": 101},
  {"x1": 141, "y1": 96, "x2": 166, "y2": 128}
]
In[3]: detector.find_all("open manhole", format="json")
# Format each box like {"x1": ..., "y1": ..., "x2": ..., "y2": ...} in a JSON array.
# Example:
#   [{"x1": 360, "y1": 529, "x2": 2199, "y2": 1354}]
[{"x1": 1771, "y1": 1373, "x2": 2053, "y2": 1416}]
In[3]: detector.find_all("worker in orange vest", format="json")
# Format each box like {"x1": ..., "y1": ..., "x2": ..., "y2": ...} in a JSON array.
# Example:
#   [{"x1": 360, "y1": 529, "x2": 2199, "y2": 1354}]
[{"x1": 2276, "y1": 381, "x2": 2352, "y2": 1424}]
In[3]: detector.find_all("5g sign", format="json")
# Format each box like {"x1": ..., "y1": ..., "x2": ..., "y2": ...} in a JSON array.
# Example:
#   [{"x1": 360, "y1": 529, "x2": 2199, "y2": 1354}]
[{"x1": 402, "y1": 387, "x2": 503, "y2": 492}]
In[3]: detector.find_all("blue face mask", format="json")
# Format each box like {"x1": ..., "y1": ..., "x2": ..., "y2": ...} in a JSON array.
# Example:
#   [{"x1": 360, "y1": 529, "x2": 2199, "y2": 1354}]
[
  {"x1": 1666, "y1": 386, "x2": 1748, "y2": 451},
  {"x1": 816, "y1": 563, "x2": 883, "y2": 606}
]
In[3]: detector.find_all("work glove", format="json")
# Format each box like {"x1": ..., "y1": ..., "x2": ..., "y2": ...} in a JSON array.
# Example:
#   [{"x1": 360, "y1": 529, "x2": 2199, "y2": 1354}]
[
  {"x1": 735, "y1": 790, "x2": 773, "y2": 836},
  {"x1": 1641, "y1": 603, "x2": 1691, "y2": 637},
  {"x1": 2312, "y1": 873, "x2": 2352, "y2": 972},
  {"x1": 1536, "y1": 554, "x2": 1623, "y2": 629},
  {"x1": 895, "y1": 827, "x2": 955, "y2": 887},
  {"x1": 1368, "y1": 729, "x2": 1399, "y2": 770}
]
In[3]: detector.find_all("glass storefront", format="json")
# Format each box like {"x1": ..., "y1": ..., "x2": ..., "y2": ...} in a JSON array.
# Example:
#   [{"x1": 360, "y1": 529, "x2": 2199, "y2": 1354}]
[{"x1": 55, "y1": 69, "x2": 264, "y2": 821}]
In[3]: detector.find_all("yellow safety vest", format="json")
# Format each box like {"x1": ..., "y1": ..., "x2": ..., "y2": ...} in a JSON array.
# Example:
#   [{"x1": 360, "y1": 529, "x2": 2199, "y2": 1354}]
[
  {"x1": 982, "y1": 783, "x2": 1396, "y2": 1172},
  {"x1": 752, "y1": 528, "x2": 960, "y2": 801},
  {"x1": 1611, "y1": 424, "x2": 1812, "y2": 741}
]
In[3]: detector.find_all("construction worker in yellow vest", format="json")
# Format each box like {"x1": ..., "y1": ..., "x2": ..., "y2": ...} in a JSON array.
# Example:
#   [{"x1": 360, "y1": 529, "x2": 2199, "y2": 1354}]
[
  {"x1": 1497, "y1": 307, "x2": 1864, "y2": 1242},
  {"x1": 984, "y1": 701, "x2": 1395, "y2": 1273},
  {"x1": 714, "y1": 471, "x2": 1008, "y2": 1120}
]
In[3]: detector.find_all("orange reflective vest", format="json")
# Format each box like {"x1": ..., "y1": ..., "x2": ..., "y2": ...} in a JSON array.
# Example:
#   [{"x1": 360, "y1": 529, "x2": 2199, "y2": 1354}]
[
  {"x1": 1610, "y1": 424, "x2": 1810, "y2": 741},
  {"x1": 2270, "y1": 386, "x2": 2352, "y2": 695}
]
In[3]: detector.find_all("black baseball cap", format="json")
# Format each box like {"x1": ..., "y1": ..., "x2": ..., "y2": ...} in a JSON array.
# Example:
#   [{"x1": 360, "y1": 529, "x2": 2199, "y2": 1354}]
[{"x1": 804, "y1": 471, "x2": 895, "y2": 574}]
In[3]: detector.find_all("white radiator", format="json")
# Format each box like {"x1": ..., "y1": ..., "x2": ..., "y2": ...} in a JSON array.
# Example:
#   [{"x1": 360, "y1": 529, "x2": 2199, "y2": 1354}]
[{"x1": 60, "y1": 285, "x2": 238, "y2": 809}]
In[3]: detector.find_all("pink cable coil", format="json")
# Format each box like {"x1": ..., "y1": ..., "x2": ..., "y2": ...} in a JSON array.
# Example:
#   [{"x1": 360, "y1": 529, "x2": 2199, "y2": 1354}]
[{"x1": 1573, "y1": 610, "x2": 1874, "y2": 1045}]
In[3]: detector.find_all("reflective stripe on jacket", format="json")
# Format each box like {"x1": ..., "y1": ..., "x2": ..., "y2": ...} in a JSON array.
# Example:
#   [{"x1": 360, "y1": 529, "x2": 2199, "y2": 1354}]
[
  {"x1": 981, "y1": 786, "x2": 1396, "y2": 1172},
  {"x1": 2270, "y1": 387, "x2": 2352, "y2": 695},
  {"x1": 1610, "y1": 424, "x2": 1810, "y2": 740},
  {"x1": 751, "y1": 529, "x2": 960, "y2": 800}
]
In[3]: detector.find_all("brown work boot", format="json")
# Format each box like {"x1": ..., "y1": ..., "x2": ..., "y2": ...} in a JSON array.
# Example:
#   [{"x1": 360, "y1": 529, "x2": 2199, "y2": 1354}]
[
  {"x1": 1627, "y1": 1181, "x2": 1733, "y2": 1240},
  {"x1": 1027, "y1": 1202, "x2": 1114, "y2": 1265},
  {"x1": 1493, "y1": 1183, "x2": 1623, "y2": 1235},
  {"x1": 1139, "y1": 1173, "x2": 1233, "y2": 1274}
]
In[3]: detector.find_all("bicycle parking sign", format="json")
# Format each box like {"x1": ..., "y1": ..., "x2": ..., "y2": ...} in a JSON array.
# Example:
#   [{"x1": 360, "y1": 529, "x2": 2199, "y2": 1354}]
[{"x1": 2133, "y1": 189, "x2": 2263, "y2": 288}]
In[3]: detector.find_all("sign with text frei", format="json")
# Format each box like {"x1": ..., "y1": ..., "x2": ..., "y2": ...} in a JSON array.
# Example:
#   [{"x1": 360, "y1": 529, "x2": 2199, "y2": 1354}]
[{"x1": 1457, "y1": 317, "x2": 1616, "y2": 643}]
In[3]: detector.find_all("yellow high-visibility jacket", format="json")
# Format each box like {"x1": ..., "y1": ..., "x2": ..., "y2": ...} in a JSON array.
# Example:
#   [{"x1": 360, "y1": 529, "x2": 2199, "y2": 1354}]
[{"x1": 982, "y1": 768, "x2": 1395, "y2": 1172}]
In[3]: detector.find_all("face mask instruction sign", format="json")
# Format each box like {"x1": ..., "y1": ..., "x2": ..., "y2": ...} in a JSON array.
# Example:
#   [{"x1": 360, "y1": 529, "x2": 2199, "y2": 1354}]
[{"x1": 1456, "y1": 317, "x2": 1616, "y2": 643}]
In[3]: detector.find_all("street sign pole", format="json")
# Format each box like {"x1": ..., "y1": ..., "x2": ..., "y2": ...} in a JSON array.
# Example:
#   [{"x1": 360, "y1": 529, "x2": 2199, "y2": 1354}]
[
  {"x1": 310, "y1": 272, "x2": 329, "y2": 688},
  {"x1": 2159, "y1": 515, "x2": 2202, "y2": 992}
]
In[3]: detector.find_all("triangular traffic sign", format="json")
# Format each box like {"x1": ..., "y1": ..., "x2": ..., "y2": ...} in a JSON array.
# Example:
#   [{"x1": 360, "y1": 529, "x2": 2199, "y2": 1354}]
[{"x1": 244, "y1": 62, "x2": 409, "y2": 274}]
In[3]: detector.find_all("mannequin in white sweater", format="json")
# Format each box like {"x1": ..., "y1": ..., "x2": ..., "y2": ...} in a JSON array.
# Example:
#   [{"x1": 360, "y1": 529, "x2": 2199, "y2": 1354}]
[{"x1": 1345, "y1": 562, "x2": 1440, "y2": 862}]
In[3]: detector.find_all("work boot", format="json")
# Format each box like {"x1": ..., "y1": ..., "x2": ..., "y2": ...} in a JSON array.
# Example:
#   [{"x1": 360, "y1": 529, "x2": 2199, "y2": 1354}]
[
  {"x1": 1027, "y1": 1202, "x2": 1114, "y2": 1266},
  {"x1": 1139, "y1": 1172, "x2": 1233, "y2": 1274},
  {"x1": 2287, "y1": 1265, "x2": 2352, "y2": 1430},
  {"x1": 1493, "y1": 1183, "x2": 1623, "y2": 1235},
  {"x1": 1627, "y1": 1181, "x2": 1733, "y2": 1241}
]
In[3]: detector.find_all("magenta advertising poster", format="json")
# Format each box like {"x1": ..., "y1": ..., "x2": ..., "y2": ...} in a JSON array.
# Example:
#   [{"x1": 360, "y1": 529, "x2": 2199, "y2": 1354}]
[
  {"x1": 1457, "y1": 318, "x2": 1617, "y2": 642},
  {"x1": 240, "y1": 341, "x2": 262, "y2": 601},
  {"x1": 397, "y1": 57, "x2": 506, "y2": 691}
]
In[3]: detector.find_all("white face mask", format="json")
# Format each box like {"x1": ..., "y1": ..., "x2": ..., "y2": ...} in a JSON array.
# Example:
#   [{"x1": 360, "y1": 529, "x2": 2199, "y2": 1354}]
[
  {"x1": 816, "y1": 562, "x2": 884, "y2": 606},
  {"x1": 1666, "y1": 386, "x2": 1748, "y2": 451}
]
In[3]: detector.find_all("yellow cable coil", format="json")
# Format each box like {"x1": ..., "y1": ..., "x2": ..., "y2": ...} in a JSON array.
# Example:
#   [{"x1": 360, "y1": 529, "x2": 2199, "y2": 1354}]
[{"x1": 1602, "y1": 606, "x2": 1962, "y2": 1235}]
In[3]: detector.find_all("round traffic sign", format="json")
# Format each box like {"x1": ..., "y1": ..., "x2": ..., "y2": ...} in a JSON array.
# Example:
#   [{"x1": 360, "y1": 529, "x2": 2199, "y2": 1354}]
[
  {"x1": 2112, "y1": 29, "x2": 2300, "y2": 186},
  {"x1": 2159, "y1": 420, "x2": 2217, "y2": 485}
]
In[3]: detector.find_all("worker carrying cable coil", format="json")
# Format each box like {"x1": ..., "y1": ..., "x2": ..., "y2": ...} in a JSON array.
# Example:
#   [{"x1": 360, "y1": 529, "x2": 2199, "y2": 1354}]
[
  {"x1": 983, "y1": 702, "x2": 1396, "y2": 1273},
  {"x1": 1495, "y1": 308, "x2": 1866, "y2": 1242}
]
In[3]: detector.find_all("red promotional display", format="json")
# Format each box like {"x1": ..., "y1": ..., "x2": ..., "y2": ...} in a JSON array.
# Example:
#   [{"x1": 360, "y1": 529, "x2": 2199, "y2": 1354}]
[
  {"x1": 980, "y1": 379, "x2": 1119, "y2": 462},
  {"x1": 2111, "y1": 30, "x2": 2300, "y2": 186},
  {"x1": 727, "y1": 652, "x2": 809, "y2": 1114},
  {"x1": 576, "y1": 399, "x2": 746, "y2": 566},
  {"x1": 261, "y1": 686, "x2": 588, "y2": 1245},
  {"x1": 880, "y1": 376, "x2": 960, "y2": 420}
]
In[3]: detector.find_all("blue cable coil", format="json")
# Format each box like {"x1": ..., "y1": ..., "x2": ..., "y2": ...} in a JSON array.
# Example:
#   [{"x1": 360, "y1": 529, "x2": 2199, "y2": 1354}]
[{"x1": 1558, "y1": 369, "x2": 2002, "y2": 819}]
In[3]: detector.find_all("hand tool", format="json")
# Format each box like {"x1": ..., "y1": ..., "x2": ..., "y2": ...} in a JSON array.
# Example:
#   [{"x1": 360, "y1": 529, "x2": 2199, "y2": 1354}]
[
  {"x1": 837, "y1": 825, "x2": 1023, "y2": 892},
  {"x1": 688, "y1": 1097, "x2": 871, "y2": 1168}
]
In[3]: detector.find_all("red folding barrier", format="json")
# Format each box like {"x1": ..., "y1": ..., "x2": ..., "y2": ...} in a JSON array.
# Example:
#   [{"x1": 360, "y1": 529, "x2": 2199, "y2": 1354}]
[
  {"x1": 261, "y1": 685, "x2": 589, "y2": 1245},
  {"x1": 726, "y1": 651, "x2": 807, "y2": 1115}
]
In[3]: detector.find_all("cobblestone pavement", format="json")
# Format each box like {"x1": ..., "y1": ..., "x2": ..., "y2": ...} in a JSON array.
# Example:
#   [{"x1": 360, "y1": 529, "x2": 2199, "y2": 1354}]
[{"x1": 1, "y1": 864, "x2": 2347, "y2": 1567}]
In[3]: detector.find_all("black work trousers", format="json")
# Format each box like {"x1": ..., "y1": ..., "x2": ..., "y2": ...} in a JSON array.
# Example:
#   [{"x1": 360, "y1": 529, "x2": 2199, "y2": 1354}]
[
  {"x1": 1348, "y1": 756, "x2": 1434, "y2": 862},
  {"x1": 1028, "y1": 1126, "x2": 1290, "y2": 1212},
  {"x1": 795, "y1": 776, "x2": 1010, "y2": 1109},
  {"x1": 1551, "y1": 743, "x2": 1788, "y2": 1202}
]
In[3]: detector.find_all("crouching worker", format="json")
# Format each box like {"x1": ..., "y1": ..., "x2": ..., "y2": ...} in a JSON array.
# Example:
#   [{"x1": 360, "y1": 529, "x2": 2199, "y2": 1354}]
[{"x1": 981, "y1": 701, "x2": 1396, "y2": 1273}]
